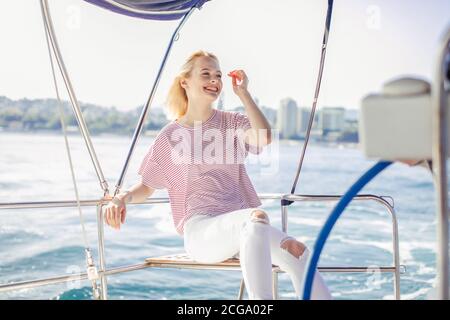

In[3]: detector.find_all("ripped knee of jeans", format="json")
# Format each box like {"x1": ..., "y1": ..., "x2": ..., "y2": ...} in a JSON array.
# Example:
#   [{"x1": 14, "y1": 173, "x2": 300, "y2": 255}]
[
  {"x1": 250, "y1": 209, "x2": 270, "y2": 225},
  {"x1": 280, "y1": 237, "x2": 307, "y2": 259}
]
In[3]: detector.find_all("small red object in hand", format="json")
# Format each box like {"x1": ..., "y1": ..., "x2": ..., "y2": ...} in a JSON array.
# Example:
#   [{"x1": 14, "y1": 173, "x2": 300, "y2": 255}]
[{"x1": 227, "y1": 70, "x2": 240, "y2": 80}]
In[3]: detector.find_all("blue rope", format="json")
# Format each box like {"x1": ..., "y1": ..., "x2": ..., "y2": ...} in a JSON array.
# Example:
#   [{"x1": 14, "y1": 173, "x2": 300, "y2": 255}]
[{"x1": 302, "y1": 161, "x2": 393, "y2": 300}]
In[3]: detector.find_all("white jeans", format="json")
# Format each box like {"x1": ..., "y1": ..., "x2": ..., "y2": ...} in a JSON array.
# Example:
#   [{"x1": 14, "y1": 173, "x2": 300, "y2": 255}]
[{"x1": 183, "y1": 207, "x2": 332, "y2": 300}]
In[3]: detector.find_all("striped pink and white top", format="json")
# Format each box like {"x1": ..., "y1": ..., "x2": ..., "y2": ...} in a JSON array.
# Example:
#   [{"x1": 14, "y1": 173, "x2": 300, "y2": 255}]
[{"x1": 138, "y1": 109, "x2": 263, "y2": 235}]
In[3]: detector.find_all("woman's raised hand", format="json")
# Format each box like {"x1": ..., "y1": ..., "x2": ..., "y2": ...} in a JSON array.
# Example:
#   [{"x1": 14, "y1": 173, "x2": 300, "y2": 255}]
[{"x1": 228, "y1": 69, "x2": 249, "y2": 97}]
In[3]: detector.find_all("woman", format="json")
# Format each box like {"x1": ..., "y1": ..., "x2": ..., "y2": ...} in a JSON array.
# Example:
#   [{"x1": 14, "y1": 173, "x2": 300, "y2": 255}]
[{"x1": 103, "y1": 50, "x2": 331, "y2": 300}]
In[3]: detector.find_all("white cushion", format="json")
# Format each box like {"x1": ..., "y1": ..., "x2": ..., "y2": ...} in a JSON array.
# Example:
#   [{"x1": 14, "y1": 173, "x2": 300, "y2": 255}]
[
  {"x1": 360, "y1": 77, "x2": 450, "y2": 160},
  {"x1": 382, "y1": 77, "x2": 431, "y2": 96}
]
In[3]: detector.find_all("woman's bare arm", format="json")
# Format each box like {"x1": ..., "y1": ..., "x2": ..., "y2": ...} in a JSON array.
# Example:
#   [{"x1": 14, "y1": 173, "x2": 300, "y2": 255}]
[
  {"x1": 230, "y1": 69, "x2": 272, "y2": 147},
  {"x1": 116, "y1": 182, "x2": 155, "y2": 204}
]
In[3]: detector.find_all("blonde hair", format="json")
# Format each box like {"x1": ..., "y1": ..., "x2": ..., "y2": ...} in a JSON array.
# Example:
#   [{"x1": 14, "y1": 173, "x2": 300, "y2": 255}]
[{"x1": 165, "y1": 50, "x2": 219, "y2": 120}]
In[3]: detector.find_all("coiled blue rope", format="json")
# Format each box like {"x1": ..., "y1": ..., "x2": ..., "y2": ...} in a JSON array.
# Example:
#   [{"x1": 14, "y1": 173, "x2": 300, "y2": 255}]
[{"x1": 302, "y1": 161, "x2": 393, "y2": 300}]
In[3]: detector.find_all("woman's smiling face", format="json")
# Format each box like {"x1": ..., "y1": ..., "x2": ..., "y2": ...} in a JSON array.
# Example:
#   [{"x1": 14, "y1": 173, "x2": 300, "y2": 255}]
[{"x1": 181, "y1": 56, "x2": 223, "y2": 102}]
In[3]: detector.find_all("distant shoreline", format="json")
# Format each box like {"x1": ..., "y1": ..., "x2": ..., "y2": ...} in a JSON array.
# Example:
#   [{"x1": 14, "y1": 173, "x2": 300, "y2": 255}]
[
  {"x1": 1, "y1": 129, "x2": 359, "y2": 149},
  {"x1": 0, "y1": 128, "x2": 159, "y2": 137}
]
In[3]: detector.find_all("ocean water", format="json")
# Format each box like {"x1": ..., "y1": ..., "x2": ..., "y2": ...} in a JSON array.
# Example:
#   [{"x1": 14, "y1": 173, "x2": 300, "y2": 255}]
[{"x1": 0, "y1": 132, "x2": 440, "y2": 300}]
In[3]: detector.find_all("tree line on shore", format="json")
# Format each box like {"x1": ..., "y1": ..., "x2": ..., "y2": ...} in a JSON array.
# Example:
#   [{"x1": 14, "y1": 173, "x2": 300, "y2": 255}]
[{"x1": 0, "y1": 96, "x2": 168, "y2": 135}]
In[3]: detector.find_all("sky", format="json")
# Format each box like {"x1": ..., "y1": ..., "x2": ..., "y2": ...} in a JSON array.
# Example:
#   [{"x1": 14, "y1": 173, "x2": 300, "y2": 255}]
[{"x1": 0, "y1": 0, "x2": 449, "y2": 111}]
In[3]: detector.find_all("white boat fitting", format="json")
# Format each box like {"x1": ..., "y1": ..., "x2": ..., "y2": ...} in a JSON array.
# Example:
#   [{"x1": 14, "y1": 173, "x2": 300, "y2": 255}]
[{"x1": 360, "y1": 77, "x2": 450, "y2": 160}]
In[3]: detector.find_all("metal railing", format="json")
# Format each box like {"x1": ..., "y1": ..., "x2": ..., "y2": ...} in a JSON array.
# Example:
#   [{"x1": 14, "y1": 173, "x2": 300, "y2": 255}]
[
  {"x1": 0, "y1": 193, "x2": 402, "y2": 299},
  {"x1": 280, "y1": 194, "x2": 401, "y2": 300}
]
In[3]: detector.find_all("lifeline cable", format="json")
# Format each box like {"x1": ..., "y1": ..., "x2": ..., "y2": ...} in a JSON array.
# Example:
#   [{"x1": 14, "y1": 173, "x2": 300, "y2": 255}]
[
  {"x1": 290, "y1": 0, "x2": 334, "y2": 195},
  {"x1": 40, "y1": 1, "x2": 101, "y2": 299}
]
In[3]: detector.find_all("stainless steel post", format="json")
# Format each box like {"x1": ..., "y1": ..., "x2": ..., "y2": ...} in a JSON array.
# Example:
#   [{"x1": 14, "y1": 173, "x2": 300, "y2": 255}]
[
  {"x1": 113, "y1": 7, "x2": 197, "y2": 196},
  {"x1": 39, "y1": 0, "x2": 109, "y2": 194},
  {"x1": 97, "y1": 204, "x2": 108, "y2": 299},
  {"x1": 432, "y1": 25, "x2": 450, "y2": 300}
]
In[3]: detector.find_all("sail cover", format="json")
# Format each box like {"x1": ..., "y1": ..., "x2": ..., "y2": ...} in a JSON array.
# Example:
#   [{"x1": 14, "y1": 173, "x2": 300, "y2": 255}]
[{"x1": 83, "y1": 0, "x2": 210, "y2": 20}]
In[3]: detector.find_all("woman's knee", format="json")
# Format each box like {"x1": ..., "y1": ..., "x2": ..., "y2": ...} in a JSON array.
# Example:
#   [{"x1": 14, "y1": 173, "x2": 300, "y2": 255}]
[
  {"x1": 250, "y1": 209, "x2": 270, "y2": 224},
  {"x1": 241, "y1": 209, "x2": 270, "y2": 238},
  {"x1": 280, "y1": 237, "x2": 306, "y2": 259}
]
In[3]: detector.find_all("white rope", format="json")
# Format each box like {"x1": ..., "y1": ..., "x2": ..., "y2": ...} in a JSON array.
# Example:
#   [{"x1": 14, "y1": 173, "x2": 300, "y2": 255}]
[{"x1": 42, "y1": 16, "x2": 90, "y2": 250}]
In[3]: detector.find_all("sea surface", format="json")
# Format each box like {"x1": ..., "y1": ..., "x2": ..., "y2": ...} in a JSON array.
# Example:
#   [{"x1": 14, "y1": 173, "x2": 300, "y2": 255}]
[{"x1": 0, "y1": 132, "x2": 441, "y2": 300}]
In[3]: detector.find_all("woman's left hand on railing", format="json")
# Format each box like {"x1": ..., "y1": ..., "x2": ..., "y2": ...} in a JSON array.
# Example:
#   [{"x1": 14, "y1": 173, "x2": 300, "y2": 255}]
[{"x1": 102, "y1": 195, "x2": 127, "y2": 230}]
